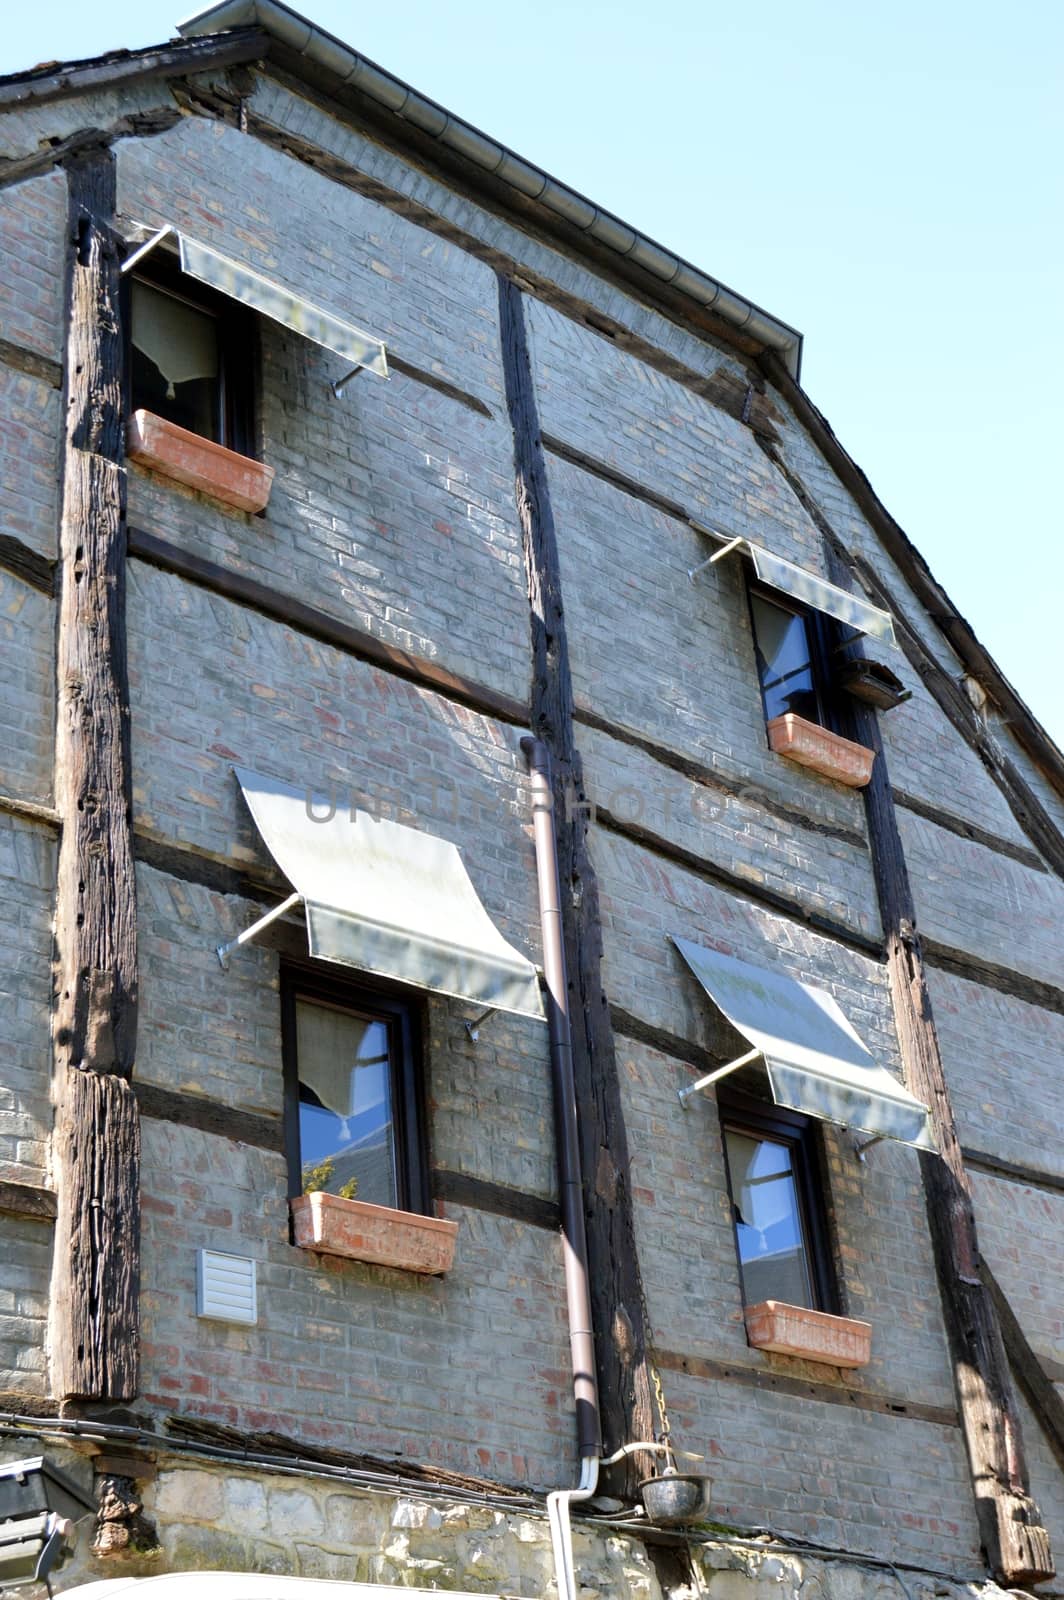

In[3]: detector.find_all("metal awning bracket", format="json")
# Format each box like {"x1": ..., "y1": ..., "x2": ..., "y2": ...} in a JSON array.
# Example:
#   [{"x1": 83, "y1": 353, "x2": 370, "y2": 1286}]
[
  {"x1": 120, "y1": 224, "x2": 175, "y2": 274},
  {"x1": 331, "y1": 365, "x2": 364, "y2": 399},
  {"x1": 688, "y1": 535, "x2": 744, "y2": 584},
  {"x1": 464, "y1": 1006, "x2": 498, "y2": 1045},
  {"x1": 677, "y1": 1046, "x2": 761, "y2": 1107},
  {"x1": 853, "y1": 1133, "x2": 887, "y2": 1163},
  {"x1": 216, "y1": 891, "x2": 302, "y2": 970}
]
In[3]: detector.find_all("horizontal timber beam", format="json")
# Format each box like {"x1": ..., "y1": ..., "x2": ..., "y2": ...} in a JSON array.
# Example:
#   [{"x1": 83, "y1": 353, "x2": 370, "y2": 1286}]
[
  {"x1": 923, "y1": 939, "x2": 1064, "y2": 1018},
  {"x1": 893, "y1": 789, "x2": 1048, "y2": 874},
  {"x1": 432, "y1": 1169, "x2": 559, "y2": 1230},
  {"x1": 593, "y1": 805, "x2": 883, "y2": 958},
  {"x1": 127, "y1": 527, "x2": 528, "y2": 727},
  {"x1": 963, "y1": 1149, "x2": 1064, "y2": 1197},
  {"x1": 652, "y1": 1347, "x2": 959, "y2": 1429},
  {"x1": 0, "y1": 534, "x2": 56, "y2": 597},
  {"x1": 0, "y1": 337, "x2": 63, "y2": 389},
  {"x1": 574, "y1": 702, "x2": 867, "y2": 850},
  {"x1": 0, "y1": 1180, "x2": 57, "y2": 1222},
  {"x1": 135, "y1": 1083, "x2": 283, "y2": 1153},
  {"x1": 0, "y1": 28, "x2": 268, "y2": 111}
]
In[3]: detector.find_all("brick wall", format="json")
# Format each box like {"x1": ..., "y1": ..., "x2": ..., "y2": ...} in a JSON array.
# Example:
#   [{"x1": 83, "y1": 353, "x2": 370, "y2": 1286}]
[
  {"x1": 0, "y1": 574, "x2": 54, "y2": 805},
  {"x1": 930, "y1": 968, "x2": 1064, "y2": 1180},
  {"x1": 119, "y1": 119, "x2": 530, "y2": 704},
  {"x1": 0, "y1": 169, "x2": 66, "y2": 367},
  {"x1": 618, "y1": 1034, "x2": 954, "y2": 1408},
  {"x1": 138, "y1": 1119, "x2": 573, "y2": 1488},
  {"x1": 662, "y1": 1362, "x2": 981, "y2": 1571}
]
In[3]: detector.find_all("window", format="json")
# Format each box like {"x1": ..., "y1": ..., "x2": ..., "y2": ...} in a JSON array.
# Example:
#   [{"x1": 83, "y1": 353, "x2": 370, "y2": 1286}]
[
  {"x1": 749, "y1": 589, "x2": 833, "y2": 727},
  {"x1": 718, "y1": 1086, "x2": 838, "y2": 1313},
  {"x1": 126, "y1": 249, "x2": 255, "y2": 455},
  {"x1": 281, "y1": 966, "x2": 429, "y2": 1216}
]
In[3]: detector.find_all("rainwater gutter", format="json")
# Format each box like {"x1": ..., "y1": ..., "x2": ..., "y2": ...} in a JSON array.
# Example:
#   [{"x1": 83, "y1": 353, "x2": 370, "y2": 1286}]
[{"x1": 177, "y1": 0, "x2": 803, "y2": 378}]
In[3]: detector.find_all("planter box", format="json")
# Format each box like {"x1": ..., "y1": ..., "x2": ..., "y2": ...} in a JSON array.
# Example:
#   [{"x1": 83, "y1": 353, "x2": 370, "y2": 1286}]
[
  {"x1": 290, "y1": 1191, "x2": 458, "y2": 1275},
  {"x1": 127, "y1": 409, "x2": 274, "y2": 514},
  {"x1": 766, "y1": 713, "x2": 875, "y2": 789},
  {"x1": 745, "y1": 1300, "x2": 872, "y2": 1368}
]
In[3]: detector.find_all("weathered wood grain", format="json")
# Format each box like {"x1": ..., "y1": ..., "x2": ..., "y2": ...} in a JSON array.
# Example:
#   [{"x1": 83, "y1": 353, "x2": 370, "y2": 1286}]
[
  {"x1": 50, "y1": 148, "x2": 140, "y2": 1402},
  {"x1": 499, "y1": 273, "x2": 659, "y2": 1492}
]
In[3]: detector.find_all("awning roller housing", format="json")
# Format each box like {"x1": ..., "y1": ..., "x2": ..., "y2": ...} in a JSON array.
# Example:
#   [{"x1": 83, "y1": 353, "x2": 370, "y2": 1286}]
[
  {"x1": 673, "y1": 936, "x2": 932, "y2": 1148},
  {"x1": 232, "y1": 767, "x2": 544, "y2": 1021}
]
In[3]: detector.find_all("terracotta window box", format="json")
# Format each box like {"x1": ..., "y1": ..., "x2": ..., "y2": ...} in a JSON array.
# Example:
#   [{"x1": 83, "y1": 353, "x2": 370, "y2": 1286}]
[
  {"x1": 766, "y1": 713, "x2": 875, "y2": 789},
  {"x1": 127, "y1": 409, "x2": 274, "y2": 514},
  {"x1": 290, "y1": 1191, "x2": 458, "y2": 1275},
  {"x1": 745, "y1": 1300, "x2": 872, "y2": 1368}
]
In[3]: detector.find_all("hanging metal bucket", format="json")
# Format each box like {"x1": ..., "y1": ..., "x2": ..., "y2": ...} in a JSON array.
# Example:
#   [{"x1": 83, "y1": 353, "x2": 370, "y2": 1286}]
[{"x1": 639, "y1": 1471, "x2": 713, "y2": 1525}]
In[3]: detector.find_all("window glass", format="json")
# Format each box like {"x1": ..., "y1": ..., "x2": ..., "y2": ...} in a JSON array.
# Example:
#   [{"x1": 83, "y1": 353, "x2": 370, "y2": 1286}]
[
  {"x1": 723, "y1": 1126, "x2": 815, "y2": 1309},
  {"x1": 131, "y1": 278, "x2": 221, "y2": 441},
  {"x1": 750, "y1": 594, "x2": 819, "y2": 722},
  {"x1": 295, "y1": 1000, "x2": 397, "y2": 1208}
]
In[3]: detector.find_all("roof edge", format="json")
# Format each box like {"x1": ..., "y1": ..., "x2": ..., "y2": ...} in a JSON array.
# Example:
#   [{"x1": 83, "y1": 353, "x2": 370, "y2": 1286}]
[
  {"x1": 176, "y1": 0, "x2": 804, "y2": 378},
  {"x1": 763, "y1": 353, "x2": 1064, "y2": 806}
]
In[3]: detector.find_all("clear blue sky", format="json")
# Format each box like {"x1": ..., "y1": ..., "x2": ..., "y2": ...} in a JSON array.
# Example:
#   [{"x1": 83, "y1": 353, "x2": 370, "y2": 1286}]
[{"x1": 7, "y1": 0, "x2": 1063, "y2": 748}]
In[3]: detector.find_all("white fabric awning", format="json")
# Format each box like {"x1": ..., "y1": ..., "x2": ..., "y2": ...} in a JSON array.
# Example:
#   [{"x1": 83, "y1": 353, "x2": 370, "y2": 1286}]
[
  {"x1": 235, "y1": 767, "x2": 543, "y2": 1020},
  {"x1": 124, "y1": 224, "x2": 388, "y2": 378},
  {"x1": 673, "y1": 937, "x2": 932, "y2": 1148}
]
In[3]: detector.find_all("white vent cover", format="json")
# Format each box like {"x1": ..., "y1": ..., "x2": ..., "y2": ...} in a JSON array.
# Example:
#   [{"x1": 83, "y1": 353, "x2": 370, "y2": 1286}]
[{"x1": 196, "y1": 1249, "x2": 257, "y2": 1325}]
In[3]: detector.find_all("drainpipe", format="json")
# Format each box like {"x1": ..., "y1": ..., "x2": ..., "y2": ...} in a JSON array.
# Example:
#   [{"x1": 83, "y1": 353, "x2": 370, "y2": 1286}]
[{"x1": 522, "y1": 737, "x2": 601, "y2": 1600}]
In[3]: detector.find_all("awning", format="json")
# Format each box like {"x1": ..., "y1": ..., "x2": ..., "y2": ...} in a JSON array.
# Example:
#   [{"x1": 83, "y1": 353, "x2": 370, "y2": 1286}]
[
  {"x1": 231, "y1": 767, "x2": 543, "y2": 1021},
  {"x1": 692, "y1": 534, "x2": 895, "y2": 644},
  {"x1": 122, "y1": 224, "x2": 388, "y2": 378},
  {"x1": 673, "y1": 937, "x2": 932, "y2": 1148}
]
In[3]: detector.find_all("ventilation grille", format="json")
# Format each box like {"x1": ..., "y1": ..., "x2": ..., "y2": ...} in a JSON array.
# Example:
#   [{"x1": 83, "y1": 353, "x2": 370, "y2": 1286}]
[{"x1": 196, "y1": 1249, "x2": 257, "y2": 1325}]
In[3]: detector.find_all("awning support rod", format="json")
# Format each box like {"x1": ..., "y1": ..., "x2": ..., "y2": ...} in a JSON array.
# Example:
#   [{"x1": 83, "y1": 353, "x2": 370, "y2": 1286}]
[
  {"x1": 688, "y1": 534, "x2": 744, "y2": 584},
  {"x1": 463, "y1": 1007, "x2": 496, "y2": 1044},
  {"x1": 119, "y1": 224, "x2": 175, "y2": 274},
  {"x1": 331, "y1": 365, "x2": 364, "y2": 399},
  {"x1": 678, "y1": 1046, "x2": 761, "y2": 1107},
  {"x1": 216, "y1": 891, "x2": 302, "y2": 970},
  {"x1": 854, "y1": 1133, "x2": 887, "y2": 1162}
]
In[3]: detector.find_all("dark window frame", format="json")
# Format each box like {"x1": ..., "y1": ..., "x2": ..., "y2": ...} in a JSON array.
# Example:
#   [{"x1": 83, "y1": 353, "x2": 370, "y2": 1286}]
[
  {"x1": 280, "y1": 961, "x2": 431, "y2": 1217},
  {"x1": 717, "y1": 1082, "x2": 840, "y2": 1314},
  {"x1": 122, "y1": 244, "x2": 258, "y2": 459},
  {"x1": 746, "y1": 582, "x2": 843, "y2": 734}
]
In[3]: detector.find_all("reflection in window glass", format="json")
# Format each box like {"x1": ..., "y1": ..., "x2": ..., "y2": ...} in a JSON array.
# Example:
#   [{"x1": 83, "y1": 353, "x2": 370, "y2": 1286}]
[
  {"x1": 750, "y1": 595, "x2": 819, "y2": 722},
  {"x1": 131, "y1": 279, "x2": 220, "y2": 441},
  {"x1": 295, "y1": 1001, "x2": 397, "y2": 1208},
  {"x1": 724, "y1": 1127, "x2": 814, "y2": 1309}
]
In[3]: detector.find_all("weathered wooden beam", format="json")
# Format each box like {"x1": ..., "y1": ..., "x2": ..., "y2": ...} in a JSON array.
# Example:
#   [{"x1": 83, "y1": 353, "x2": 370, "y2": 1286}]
[
  {"x1": 962, "y1": 1149, "x2": 1064, "y2": 1197},
  {"x1": 0, "y1": 336, "x2": 63, "y2": 388},
  {"x1": 922, "y1": 938, "x2": 1064, "y2": 1018},
  {"x1": 0, "y1": 1179, "x2": 57, "y2": 1221},
  {"x1": 0, "y1": 28, "x2": 268, "y2": 111},
  {"x1": 893, "y1": 788, "x2": 1048, "y2": 874},
  {"x1": 0, "y1": 111, "x2": 182, "y2": 191},
  {"x1": 498, "y1": 274, "x2": 660, "y2": 1492},
  {"x1": 49, "y1": 147, "x2": 140, "y2": 1403},
  {"x1": 980, "y1": 1262, "x2": 1064, "y2": 1476},
  {"x1": 574, "y1": 701, "x2": 867, "y2": 849},
  {"x1": 652, "y1": 1347, "x2": 959, "y2": 1429},
  {"x1": 593, "y1": 805, "x2": 882, "y2": 958},
  {"x1": 0, "y1": 533, "x2": 56, "y2": 596},
  {"x1": 127, "y1": 528, "x2": 528, "y2": 728},
  {"x1": 762, "y1": 352, "x2": 1064, "y2": 804},
  {"x1": 846, "y1": 663, "x2": 1053, "y2": 1583},
  {"x1": 432, "y1": 1169, "x2": 560, "y2": 1231},
  {"x1": 135, "y1": 1084, "x2": 283, "y2": 1154}
]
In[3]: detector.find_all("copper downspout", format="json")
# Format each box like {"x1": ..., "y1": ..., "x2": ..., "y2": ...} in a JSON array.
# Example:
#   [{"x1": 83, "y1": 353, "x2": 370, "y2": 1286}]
[{"x1": 522, "y1": 736, "x2": 600, "y2": 1460}]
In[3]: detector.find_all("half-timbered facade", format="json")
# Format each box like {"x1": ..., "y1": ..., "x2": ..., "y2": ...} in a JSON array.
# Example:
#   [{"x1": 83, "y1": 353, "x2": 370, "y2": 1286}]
[{"x1": 0, "y1": 7, "x2": 1061, "y2": 1598}]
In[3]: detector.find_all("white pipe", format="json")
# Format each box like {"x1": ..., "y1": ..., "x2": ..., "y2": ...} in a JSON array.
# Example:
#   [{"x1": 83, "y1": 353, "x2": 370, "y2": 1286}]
[
  {"x1": 547, "y1": 1442, "x2": 677, "y2": 1600},
  {"x1": 547, "y1": 1455, "x2": 599, "y2": 1600}
]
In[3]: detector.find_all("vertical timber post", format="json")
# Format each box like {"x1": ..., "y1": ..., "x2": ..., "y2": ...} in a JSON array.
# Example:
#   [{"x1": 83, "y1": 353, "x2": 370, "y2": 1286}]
[
  {"x1": 49, "y1": 145, "x2": 140, "y2": 1403},
  {"x1": 498, "y1": 276, "x2": 660, "y2": 1490},
  {"x1": 816, "y1": 547, "x2": 1053, "y2": 1583}
]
